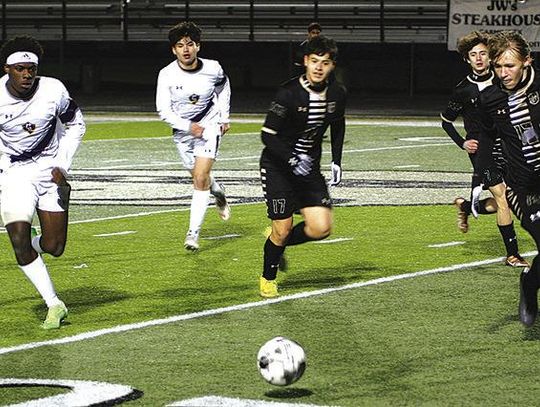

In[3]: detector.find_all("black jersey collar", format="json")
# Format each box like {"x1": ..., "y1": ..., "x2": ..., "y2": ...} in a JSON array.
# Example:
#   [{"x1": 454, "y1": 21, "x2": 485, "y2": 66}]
[
  {"x1": 300, "y1": 74, "x2": 327, "y2": 93},
  {"x1": 178, "y1": 59, "x2": 204, "y2": 73},
  {"x1": 468, "y1": 69, "x2": 493, "y2": 83}
]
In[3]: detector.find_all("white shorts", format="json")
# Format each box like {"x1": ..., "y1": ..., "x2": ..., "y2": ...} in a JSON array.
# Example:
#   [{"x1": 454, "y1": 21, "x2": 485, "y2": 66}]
[
  {"x1": 173, "y1": 123, "x2": 222, "y2": 170},
  {"x1": 0, "y1": 158, "x2": 64, "y2": 225}
]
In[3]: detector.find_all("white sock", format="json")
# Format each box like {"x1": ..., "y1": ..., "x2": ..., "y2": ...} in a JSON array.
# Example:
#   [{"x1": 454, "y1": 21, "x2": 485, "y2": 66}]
[
  {"x1": 209, "y1": 175, "x2": 220, "y2": 196},
  {"x1": 188, "y1": 189, "x2": 211, "y2": 235},
  {"x1": 31, "y1": 234, "x2": 44, "y2": 254},
  {"x1": 20, "y1": 255, "x2": 60, "y2": 308}
]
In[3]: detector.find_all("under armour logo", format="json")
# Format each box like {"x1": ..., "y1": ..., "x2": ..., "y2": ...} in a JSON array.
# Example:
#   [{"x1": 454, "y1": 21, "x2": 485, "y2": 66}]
[
  {"x1": 497, "y1": 109, "x2": 507, "y2": 115},
  {"x1": 297, "y1": 107, "x2": 307, "y2": 112}
]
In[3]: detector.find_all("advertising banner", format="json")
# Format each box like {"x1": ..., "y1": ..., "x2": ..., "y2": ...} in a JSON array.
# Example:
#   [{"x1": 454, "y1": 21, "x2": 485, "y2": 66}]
[{"x1": 448, "y1": 0, "x2": 540, "y2": 51}]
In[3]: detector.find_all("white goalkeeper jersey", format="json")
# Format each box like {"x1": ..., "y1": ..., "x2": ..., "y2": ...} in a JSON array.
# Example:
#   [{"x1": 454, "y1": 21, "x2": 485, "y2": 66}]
[
  {"x1": 156, "y1": 57, "x2": 231, "y2": 132},
  {"x1": 0, "y1": 75, "x2": 85, "y2": 171}
]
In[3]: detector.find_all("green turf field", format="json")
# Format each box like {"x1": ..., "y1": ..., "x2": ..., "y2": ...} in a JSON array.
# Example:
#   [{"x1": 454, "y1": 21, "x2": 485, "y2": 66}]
[{"x1": 1, "y1": 116, "x2": 538, "y2": 406}]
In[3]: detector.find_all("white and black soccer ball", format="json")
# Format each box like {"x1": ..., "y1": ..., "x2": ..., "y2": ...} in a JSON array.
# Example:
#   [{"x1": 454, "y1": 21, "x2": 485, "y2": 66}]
[{"x1": 257, "y1": 336, "x2": 306, "y2": 386}]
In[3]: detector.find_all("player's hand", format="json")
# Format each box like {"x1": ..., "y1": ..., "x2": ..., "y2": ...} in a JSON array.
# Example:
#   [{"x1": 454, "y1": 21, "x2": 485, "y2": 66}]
[
  {"x1": 220, "y1": 123, "x2": 230, "y2": 135},
  {"x1": 289, "y1": 153, "x2": 313, "y2": 176},
  {"x1": 463, "y1": 139, "x2": 478, "y2": 154},
  {"x1": 329, "y1": 162, "x2": 342, "y2": 186},
  {"x1": 51, "y1": 167, "x2": 68, "y2": 185},
  {"x1": 190, "y1": 122, "x2": 205, "y2": 138},
  {"x1": 471, "y1": 184, "x2": 483, "y2": 219}
]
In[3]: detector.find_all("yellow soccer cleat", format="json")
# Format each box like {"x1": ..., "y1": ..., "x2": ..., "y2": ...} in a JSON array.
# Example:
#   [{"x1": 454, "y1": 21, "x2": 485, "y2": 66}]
[
  {"x1": 42, "y1": 301, "x2": 68, "y2": 330},
  {"x1": 260, "y1": 276, "x2": 279, "y2": 298}
]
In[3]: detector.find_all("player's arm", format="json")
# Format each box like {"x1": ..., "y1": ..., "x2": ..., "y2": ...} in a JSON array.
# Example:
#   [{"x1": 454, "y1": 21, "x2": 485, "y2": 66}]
[
  {"x1": 440, "y1": 91, "x2": 469, "y2": 149},
  {"x1": 329, "y1": 87, "x2": 347, "y2": 185},
  {"x1": 261, "y1": 87, "x2": 294, "y2": 161},
  {"x1": 214, "y1": 66, "x2": 231, "y2": 134},
  {"x1": 155, "y1": 70, "x2": 191, "y2": 132},
  {"x1": 56, "y1": 84, "x2": 86, "y2": 173}
]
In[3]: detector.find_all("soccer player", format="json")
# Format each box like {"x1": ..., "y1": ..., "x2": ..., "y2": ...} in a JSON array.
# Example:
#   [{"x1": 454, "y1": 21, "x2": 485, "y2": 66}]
[
  {"x1": 156, "y1": 21, "x2": 231, "y2": 251},
  {"x1": 293, "y1": 22, "x2": 323, "y2": 74},
  {"x1": 441, "y1": 31, "x2": 527, "y2": 267},
  {"x1": 259, "y1": 35, "x2": 347, "y2": 297},
  {"x1": 0, "y1": 36, "x2": 85, "y2": 329},
  {"x1": 474, "y1": 30, "x2": 540, "y2": 326}
]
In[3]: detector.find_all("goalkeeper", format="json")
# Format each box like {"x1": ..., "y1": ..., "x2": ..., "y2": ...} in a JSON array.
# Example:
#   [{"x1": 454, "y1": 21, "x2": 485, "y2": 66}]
[{"x1": 258, "y1": 35, "x2": 347, "y2": 298}]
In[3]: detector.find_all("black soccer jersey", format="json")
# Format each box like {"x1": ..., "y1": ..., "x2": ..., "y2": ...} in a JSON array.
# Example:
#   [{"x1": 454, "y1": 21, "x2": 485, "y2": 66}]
[
  {"x1": 477, "y1": 66, "x2": 540, "y2": 192},
  {"x1": 260, "y1": 75, "x2": 346, "y2": 171},
  {"x1": 441, "y1": 70, "x2": 495, "y2": 146}
]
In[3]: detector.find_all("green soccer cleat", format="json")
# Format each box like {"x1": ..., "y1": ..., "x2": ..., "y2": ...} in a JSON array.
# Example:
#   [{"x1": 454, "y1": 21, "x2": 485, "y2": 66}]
[
  {"x1": 42, "y1": 301, "x2": 68, "y2": 330},
  {"x1": 259, "y1": 276, "x2": 279, "y2": 298}
]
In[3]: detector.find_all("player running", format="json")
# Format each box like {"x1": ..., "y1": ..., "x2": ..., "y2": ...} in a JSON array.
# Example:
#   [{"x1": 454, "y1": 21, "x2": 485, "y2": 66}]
[
  {"x1": 0, "y1": 36, "x2": 85, "y2": 329},
  {"x1": 156, "y1": 21, "x2": 231, "y2": 252},
  {"x1": 441, "y1": 31, "x2": 527, "y2": 268},
  {"x1": 259, "y1": 35, "x2": 346, "y2": 297}
]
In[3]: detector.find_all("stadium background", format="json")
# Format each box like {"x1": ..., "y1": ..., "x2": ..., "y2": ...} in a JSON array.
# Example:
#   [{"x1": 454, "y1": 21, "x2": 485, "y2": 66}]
[{"x1": 0, "y1": 0, "x2": 513, "y2": 116}]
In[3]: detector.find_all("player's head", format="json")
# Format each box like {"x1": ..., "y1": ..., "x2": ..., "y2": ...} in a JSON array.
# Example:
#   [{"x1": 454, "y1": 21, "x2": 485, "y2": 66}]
[
  {"x1": 488, "y1": 30, "x2": 532, "y2": 90},
  {"x1": 1, "y1": 36, "x2": 43, "y2": 96},
  {"x1": 457, "y1": 31, "x2": 490, "y2": 74},
  {"x1": 303, "y1": 35, "x2": 337, "y2": 85},
  {"x1": 168, "y1": 21, "x2": 202, "y2": 69},
  {"x1": 307, "y1": 22, "x2": 322, "y2": 39}
]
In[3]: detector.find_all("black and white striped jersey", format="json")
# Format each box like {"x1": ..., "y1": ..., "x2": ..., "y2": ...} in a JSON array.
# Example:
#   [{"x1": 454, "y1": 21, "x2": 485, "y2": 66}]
[
  {"x1": 260, "y1": 75, "x2": 346, "y2": 170},
  {"x1": 441, "y1": 70, "x2": 494, "y2": 145},
  {"x1": 478, "y1": 66, "x2": 540, "y2": 192}
]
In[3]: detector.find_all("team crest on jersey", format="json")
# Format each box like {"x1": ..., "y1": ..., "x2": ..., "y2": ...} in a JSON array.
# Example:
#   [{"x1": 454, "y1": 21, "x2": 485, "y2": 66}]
[
  {"x1": 327, "y1": 102, "x2": 336, "y2": 113},
  {"x1": 528, "y1": 91, "x2": 539, "y2": 106},
  {"x1": 22, "y1": 122, "x2": 36, "y2": 133},
  {"x1": 189, "y1": 94, "x2": 200, "y2": 104}
]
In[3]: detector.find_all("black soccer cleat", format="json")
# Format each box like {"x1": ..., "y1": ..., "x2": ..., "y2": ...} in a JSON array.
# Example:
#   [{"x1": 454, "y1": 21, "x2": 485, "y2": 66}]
[{"x1": 519, "y1": 267, "x2": 539, "y2": 327}]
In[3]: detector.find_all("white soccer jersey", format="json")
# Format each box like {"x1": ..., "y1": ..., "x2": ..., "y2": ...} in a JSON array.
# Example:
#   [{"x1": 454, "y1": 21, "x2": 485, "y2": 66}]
[
  {"x1": 0, "y1": 75, "x2": 85, "y2": 171},
  {"x1": 156, "y1": 57, "x2": 231, "y2": 132}
]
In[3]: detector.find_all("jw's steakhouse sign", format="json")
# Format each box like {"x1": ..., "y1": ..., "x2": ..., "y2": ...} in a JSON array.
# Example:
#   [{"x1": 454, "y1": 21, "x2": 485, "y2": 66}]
[{"x1": 448, "y1": 0, "x2": 540, "y2": 51}]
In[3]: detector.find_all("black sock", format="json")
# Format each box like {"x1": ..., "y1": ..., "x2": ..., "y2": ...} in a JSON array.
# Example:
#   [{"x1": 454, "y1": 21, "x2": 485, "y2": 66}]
[
  {"x1": 498, "y1": 222, "x2": 519, "y2": 257},
  {"x1": 286, "y1": 221, "x2": 320, "y2": 246},
  {"x1": 461, "y1": 199, "x2": 472, "y2": 215},
  {"x1": 263, "y1": 238, "x2": 285, "y2": 280}
]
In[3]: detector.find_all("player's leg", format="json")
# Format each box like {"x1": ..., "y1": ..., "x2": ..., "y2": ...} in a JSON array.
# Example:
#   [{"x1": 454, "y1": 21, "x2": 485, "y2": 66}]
[
  {"x1": 209, "y1": 174, "x2": 230, "y2": 221},
  {"x1": 506, "y1": 186, "x2": 540, "y2": 326},
  {"x1": 185, "y1": 156, "x2": 214, "y2": 251},
  {"x1": 1, "y1": 173, "x2": 67, "y2": 329},
  {"x1": 260, "y1": 163, "x2": 295, "y2": 297},
  {"x1": 489, "y1": 182, "x2": 528, "y2": 267},
  {"x1": 287, "y1": 206, "x2": 333, "y2": 246}
]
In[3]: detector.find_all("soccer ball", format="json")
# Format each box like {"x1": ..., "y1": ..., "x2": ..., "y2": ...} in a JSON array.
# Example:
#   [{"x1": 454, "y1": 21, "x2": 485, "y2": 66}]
[{"x1": 257, "y1": 336, "x2": 306, "y2": 386}]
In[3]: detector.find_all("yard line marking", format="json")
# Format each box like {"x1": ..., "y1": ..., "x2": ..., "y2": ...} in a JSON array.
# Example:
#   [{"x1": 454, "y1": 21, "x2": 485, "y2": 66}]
[
  {"x1": 202, "y1": 234, "x2": 242, "y2": 240},
  {"x1": 394, "y1": 165, "x2": 421, "y2": 169},
  {"x1": 429, "y1": 241, "x2": 465, "y2": 248},
  {"x1": 0, "y1": 250, "x2": 536, "y2": 357},
  {"x1": 313, "y1": 237, "x2": 354, "y2": 244},
  {"x1": 86, "y1": 142, "x2": 454, "y2": 170},
  {"x1": 93, "y1": 231, "x2": 137, "y2": 237}
]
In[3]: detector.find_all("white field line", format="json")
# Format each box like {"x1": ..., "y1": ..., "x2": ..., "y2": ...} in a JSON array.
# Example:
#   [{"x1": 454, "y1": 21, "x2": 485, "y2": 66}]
[
  {"x1": 202, "y1": 234, "x2": 242, "y2": 240},
  {"x1": 428, "y1": 241, "x2": 465, "y2": 248},
  {"x1": 88, "y1": 142, "x2": 453, "y2": 170},
  {"x1": 0, "y1": 250, "x2": 536, "y2": 357},
  {"x1": 93, "y1": 231, "x2": 137, "y2": 237},
  {"x1": 313, "y1": 237, "x2": 354, "y2": 244}
]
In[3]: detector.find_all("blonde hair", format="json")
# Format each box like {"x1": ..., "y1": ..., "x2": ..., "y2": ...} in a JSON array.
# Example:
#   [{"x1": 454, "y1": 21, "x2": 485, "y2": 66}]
[{"x1": 488, "y1": 30, "x2": 531, "y2": 63}]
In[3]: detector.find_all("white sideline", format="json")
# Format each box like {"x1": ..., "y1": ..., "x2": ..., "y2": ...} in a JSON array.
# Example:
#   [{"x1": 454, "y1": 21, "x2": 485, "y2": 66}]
[{"x1": 0, "y1": 250, "x2": 536, "y2": 357}]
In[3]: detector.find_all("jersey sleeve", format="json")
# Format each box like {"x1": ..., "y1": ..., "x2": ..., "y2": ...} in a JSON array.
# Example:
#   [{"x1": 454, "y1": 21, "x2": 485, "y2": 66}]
[
  {"x1": 441, "y1": 88, "x2": 466, "y2": 148},
  {"x1": 261, "y1": 86, "x2": 294, "y2": 162},
  {"x1": 214, "y1": 64, "x2": 231, "y2": 124},
  {"x1": 155, "y1": 68, "x2": 191, "y2": 132},
  {"x1": 330, "y1": 85, "x2": 347, "y2": 165},
  {"x1": 56, "y1": 81, "x2": 86, "y2": 172}
]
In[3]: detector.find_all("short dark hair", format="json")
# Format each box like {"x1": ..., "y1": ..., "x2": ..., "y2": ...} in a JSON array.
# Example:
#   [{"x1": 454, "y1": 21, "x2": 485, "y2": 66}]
[
  {"x1": 0, "y1": 35, "x2": 44, "y2": 65},
  {"x1": 308, "y1": 22, "x2": 321, "y2": 33},
  {"x1": 168, "y1": 21, "x2": 202, "y2": 46},
  {"x1": 456, "y1": 31, "x2": 490, "y2": 59},
  {"x1": 304, "y1": 35, "x2": 338, "y2": 61}
]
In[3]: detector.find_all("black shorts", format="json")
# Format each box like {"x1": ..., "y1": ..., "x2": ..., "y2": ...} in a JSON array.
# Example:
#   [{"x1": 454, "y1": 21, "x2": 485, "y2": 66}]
[
  {"x1": 506, "y1": 185, "x2": 540, "y2": 248},
  {"x1": 260, "y1": 162, "x2": 332, "y2": 220}
]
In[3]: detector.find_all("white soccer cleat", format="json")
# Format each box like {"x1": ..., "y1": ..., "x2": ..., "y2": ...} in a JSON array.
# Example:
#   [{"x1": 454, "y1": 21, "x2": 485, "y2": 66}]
[
  {"x1": 212, "y1": 183, "x2": 231, "y2": 221},
  {"x1": 184, "y1": 232, "x2": 200, "y2": 252}
]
